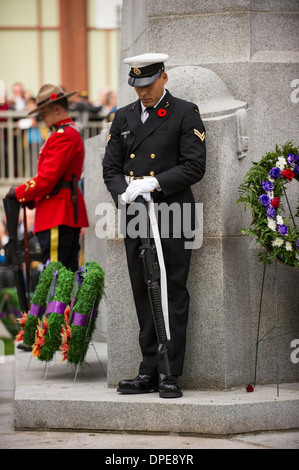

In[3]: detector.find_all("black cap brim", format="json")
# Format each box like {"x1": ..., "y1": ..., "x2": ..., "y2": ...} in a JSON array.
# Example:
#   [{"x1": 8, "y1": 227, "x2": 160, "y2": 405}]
[{"x1": 128, "y1": 71, "x2": 161, "y2": 88}]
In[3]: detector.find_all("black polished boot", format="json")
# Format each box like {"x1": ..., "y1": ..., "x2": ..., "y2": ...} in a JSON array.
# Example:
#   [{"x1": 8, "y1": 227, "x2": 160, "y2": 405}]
[
  {"x1": 159, "y1": 374, "x2": 183, "y2": 398},
  {"x1": 117, "y1": 374, "x2": 159, "y2": 394}
]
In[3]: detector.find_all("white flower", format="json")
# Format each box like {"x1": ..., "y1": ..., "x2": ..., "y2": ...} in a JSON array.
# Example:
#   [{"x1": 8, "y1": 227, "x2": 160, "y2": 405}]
[
  {"x1": 285, "y1": 241, "x2": 292, "y2": 251},
  {"x1": 267, "y1": 218, "x2": 277, "y2": 231},
  {"x1": 276, "y1": 215, "x2": 284, "y2": 225},
  {"x1": 277, "y1": 156, "x2": 286, "y2": 164},
  {"x1": 295, "y1": 253, "x2": 299, "y2": 261},
  {"x1": 277, "y1": 161, "x2": 285, "y2": 171},
  {"x1": 276, "y1": 156, "x2": 287, "y2": 171},
  {"x1": 266, "y1": 190, "x2": 274, "y2": 200},
  {"x1": 272, "y1": 237, "x2": 284, "y2": 247}
]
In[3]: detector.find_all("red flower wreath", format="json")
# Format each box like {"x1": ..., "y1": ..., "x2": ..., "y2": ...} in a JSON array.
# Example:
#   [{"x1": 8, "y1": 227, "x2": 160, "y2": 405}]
[
  {"x1": 157, "y1": 109, "x2": 167, "y2": 117},
  {"x1": 50, "y1": 93, "x2": 58, "y2": 101}
]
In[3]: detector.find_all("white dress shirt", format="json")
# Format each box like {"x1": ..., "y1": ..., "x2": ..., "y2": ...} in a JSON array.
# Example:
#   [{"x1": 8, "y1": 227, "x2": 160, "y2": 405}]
[{"x1": 140, "y1": 90, "x2": 166, "y2": 123}]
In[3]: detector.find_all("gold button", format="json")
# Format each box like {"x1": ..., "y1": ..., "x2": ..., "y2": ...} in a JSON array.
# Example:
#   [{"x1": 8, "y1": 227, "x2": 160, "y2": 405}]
[
  {"x1": 130, "y1": 171, "x2": 134, "y2": 176},
  {"x1": 150, "y1": 171, "x2": 155, "y2": 176},
  {"x1": 150, "y1": 153, "x2": 155, "y2": 159},
  {"x1": 46, "y1": 195, "x2": 50, "y2": 199},
  {"x1": 130, "y1": 153, "x2": 135, "y2": 159}
]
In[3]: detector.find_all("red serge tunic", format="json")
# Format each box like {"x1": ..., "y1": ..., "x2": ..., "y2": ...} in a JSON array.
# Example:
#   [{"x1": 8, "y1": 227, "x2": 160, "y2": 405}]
[{"x1": 15, "y1": 118, "x2": 89, "y2": 233}]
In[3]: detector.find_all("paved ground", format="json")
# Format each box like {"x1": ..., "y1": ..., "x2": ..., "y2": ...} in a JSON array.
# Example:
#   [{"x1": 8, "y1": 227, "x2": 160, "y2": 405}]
[{"x1": 1, "y1": 354, "x2": 299, "y2": 450}]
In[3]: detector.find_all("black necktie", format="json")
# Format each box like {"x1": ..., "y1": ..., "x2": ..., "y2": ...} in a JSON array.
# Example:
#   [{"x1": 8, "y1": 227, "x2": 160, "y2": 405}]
[{"x1": 143, "y1": 107, "x2": 154, "y2": 123}]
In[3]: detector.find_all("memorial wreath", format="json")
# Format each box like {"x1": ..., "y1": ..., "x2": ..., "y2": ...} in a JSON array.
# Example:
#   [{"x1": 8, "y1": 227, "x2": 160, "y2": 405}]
[
  {"x1": 237, "y1": 142, "x2": 299, "y2": 267},
  {"x1": 60, "y1": 261, "x2": 105, "y2": 366},
  {"x1": 15, "y1": 261, "x2": 63, "y2": 346},
  {"x1": 32, "y1": 265, "x2": 74, "y2": 362},
  {"x1": 15, "y1": 259, "x2": 105, "y2": 366}
]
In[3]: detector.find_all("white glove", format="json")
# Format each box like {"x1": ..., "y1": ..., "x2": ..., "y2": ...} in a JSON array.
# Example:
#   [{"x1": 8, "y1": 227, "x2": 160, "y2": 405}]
[
  {"x1": 120, "y1": 191, "x2": 152, "y2": 204},
  {"x1": 121, "y1": 177, "x2": 159, "y2": 204},
  {"x1": 140, "y1": 192, "x2": 152, "y2": 202}
]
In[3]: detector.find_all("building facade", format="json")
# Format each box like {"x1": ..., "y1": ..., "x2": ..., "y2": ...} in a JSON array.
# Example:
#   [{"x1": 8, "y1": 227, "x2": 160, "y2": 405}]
[{"x1": 0, "y1": 0, "x2": 122, "y2": 102}]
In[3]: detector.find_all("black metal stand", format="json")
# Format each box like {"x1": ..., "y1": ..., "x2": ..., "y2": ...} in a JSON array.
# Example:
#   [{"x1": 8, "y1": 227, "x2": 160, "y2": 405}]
[{"x1": 253, "y1": 258, "x2": 299, "y2": 396}]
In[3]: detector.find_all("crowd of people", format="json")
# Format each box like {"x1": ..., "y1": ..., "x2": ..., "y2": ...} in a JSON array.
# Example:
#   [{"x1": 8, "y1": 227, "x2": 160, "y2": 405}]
[
  {"x1": 0, "y1": 80, "x2": 117, "y2": 182},
  {"x1": 0, "y1": 81, "x2": 117, "y2": 123},
  {"x1": 0, "y1": 82, "x2": 117, "y2": 174}
]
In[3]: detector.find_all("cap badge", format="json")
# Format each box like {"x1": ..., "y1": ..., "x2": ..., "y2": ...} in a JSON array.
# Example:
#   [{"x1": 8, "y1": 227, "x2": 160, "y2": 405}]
[{"x1": 133, "y1": 68, "x2": 142, "y2": 75}]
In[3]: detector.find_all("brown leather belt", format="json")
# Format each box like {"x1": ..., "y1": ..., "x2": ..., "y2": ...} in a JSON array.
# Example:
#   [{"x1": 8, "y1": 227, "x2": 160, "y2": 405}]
[
  {"x1": 61, "y1": 180, "x2": 81, "y2": 189},
  {"x1": 50, "y1": 178, "x2": 80, "y2": 224},
  {"x1": 50, "y1": 178, "x2": 80, "y2": 195}
]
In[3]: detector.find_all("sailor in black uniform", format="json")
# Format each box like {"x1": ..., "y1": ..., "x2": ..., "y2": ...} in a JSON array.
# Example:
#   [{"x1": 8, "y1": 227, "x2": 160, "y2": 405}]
[{"x1": 102, "y1": 53, "x2": 206, "y2": 398}]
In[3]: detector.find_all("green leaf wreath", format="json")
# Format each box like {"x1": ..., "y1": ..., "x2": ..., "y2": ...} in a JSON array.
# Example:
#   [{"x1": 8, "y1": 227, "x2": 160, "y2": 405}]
[
  {"x1": 33, "y1": 266, "x2": 74, "y2": 362},
  {"x1": 21, "y1": 261, "x2": 63, "y2": 347},
  {"x1": 61, "y1": 261, "x2": 105, "y2": 366},
  {"x1": 237, "y1": 142, "x2": 299, "y2": 267},
  {"x1": 15, "y1": 258, "x2": 105, "y2": 367}
]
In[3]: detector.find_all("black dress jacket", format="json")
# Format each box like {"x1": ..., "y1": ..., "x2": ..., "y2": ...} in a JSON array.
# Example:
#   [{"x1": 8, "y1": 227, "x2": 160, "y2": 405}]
[{"x1": 102, "y1": 89, "x2": 206, "y2": 235}]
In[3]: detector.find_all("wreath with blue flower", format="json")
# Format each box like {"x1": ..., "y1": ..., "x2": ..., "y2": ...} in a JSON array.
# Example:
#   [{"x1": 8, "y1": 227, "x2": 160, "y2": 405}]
[{"x1": 237, "y1": 142, "x2": 299, "y2": 267}]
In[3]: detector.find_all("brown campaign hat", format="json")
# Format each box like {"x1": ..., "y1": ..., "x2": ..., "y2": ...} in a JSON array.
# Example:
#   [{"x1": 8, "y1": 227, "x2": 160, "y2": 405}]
[{"x1": 27, "y1": 84, "x2": 77, "y2": 115}]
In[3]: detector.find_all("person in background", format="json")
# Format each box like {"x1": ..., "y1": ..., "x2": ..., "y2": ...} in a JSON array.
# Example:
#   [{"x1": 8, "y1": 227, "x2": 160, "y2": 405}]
[
  {"x1": 8, "y1": 82, "x2": 26, "y2": 111},
  {"x1": 17, "y1": 97, "x2": 44, "y2": 175},
  {"x1": 106, "y1": 91, "x2": 117, "y2": 123},
  {"x1": 0, "y1": 95, "x2": 9, "y2": 177}
]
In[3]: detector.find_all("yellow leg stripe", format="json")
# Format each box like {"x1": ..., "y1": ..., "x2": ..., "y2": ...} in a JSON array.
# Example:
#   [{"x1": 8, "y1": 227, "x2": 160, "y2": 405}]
[{"x1": 50, "y1": 226, "x2": 59, "y2": 262}]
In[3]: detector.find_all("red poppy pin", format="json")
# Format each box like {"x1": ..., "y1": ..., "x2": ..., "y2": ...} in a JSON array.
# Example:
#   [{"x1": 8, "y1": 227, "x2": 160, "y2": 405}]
[
  {"x1": 50, "y1": 93, "x2": 58, "y2": 101},
  {"x1": 157, "y1": 108, "x2": 167, "y2": 117}
]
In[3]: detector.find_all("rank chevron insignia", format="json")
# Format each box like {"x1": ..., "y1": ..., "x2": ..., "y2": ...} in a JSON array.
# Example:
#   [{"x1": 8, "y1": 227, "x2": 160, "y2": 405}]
[{"x1": 194, "y1": 128, "x2": 205, "y2": 141}]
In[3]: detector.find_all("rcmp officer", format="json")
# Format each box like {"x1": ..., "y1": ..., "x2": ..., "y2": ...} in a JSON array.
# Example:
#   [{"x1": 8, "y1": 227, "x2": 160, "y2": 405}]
[
  {"x1": 6, "y1": 84, "x2": 89, "y2": 272},
  {"x1": 102, "y1": 53, "x2": 206, "y2": 398}
]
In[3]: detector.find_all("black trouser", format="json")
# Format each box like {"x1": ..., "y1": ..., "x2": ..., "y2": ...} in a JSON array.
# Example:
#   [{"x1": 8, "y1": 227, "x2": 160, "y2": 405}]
[
  {"x1": 124, "y1": 234, "x2": 192, "y2": 377},
  {"x1": 36, "y1": 225, "x2": 81, "y2": 272}
]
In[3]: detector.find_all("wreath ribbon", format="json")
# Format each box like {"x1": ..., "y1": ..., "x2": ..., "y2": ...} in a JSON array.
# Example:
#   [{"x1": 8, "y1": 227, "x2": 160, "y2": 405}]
[
  {"x1": 72, "y1": 311, "x2": 88, "y2": 327},
  {"x1": 45, "y1": 301, "x2": 66, "y2": 315},
  {"x1": 72, "y1": 307, "x2": 97, "y2": 326},
  {"x1": 29, "y1": 304, "x2": 44, "y2": 317}
]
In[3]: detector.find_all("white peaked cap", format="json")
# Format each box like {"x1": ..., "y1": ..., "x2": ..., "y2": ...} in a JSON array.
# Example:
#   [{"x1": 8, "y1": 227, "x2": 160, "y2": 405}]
[
  {"x1": 124, "y1": 53, "x2": 169, "y2": 67},
  {"x1": 124, "y1": 53, "x2": 169, "y2": 87}
]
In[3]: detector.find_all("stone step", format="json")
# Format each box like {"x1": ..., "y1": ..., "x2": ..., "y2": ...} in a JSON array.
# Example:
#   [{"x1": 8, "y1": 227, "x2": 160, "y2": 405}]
[{"x1": 14, "y1": 342, "x2": 299, "y2": 435}]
